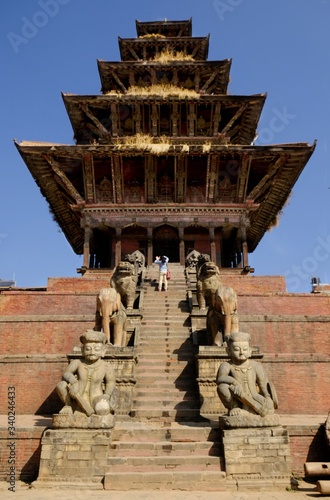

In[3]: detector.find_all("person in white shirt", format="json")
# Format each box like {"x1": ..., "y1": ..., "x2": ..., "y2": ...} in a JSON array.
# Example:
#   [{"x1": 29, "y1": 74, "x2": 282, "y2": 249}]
[{"x1": 154, "y1": 255, "x2": 169, "y2": 291}]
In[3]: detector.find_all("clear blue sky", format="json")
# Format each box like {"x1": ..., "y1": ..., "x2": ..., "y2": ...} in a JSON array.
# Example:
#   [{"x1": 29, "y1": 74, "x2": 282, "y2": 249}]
[{"x1": 1, "y1": 0, "x2": 329, "y2": 291}]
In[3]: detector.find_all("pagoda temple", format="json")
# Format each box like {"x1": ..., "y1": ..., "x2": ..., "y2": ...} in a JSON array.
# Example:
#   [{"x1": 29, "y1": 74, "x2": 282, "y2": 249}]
[{"x1": 16, "y1": 18, "x2": 315, "y2": 271}]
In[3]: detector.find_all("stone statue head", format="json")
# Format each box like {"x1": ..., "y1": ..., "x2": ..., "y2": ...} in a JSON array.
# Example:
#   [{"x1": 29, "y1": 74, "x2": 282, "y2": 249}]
[
  {"x1": 226, "y1": 331, "x2": 252, "y2": 364},
  {"x1": 80, "y1": 330, "x2": 107, "y2": 361}
]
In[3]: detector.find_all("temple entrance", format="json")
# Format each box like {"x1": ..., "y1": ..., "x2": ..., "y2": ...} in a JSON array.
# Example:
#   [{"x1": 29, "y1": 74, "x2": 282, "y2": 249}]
[{"x1": 153, "y1": 225, "x2": 180, "y2": 262}]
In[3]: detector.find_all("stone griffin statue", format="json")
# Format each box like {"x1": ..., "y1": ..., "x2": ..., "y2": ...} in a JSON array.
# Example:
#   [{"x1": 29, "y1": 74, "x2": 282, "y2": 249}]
[
  {"x1": 124, "y1": 250, "x2": 145, "y2": 286},
  {"x1": 54, "y1": 330, "x2": 117, "y2": 428},
  {"x1": 110, "y1": 260, "x2": 138, "y2": 310},
  {"x1": 216, "y1": 332, "x2": 279, "y2": 427},
  {"x1": 196, "y1": 255, "x2": 222, "y2": 309},
  {"x1": 185, "y1": 249, "x2": 201, "y2": 271}
]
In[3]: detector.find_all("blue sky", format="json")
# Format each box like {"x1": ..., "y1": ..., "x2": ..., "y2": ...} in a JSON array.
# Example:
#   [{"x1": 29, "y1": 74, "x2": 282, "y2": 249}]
[{"x1": 1, "y1": 0, "x2": 329, "y2": 291}]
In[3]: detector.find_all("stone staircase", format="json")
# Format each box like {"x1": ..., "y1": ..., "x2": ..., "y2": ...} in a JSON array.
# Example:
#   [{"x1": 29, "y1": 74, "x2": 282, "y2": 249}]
[{"x1": 104, "y1": 263, "x2": 226, "y2": 491}]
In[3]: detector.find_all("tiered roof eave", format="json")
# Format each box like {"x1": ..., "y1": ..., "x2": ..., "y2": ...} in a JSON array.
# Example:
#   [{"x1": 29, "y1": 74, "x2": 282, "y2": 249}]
[
  {"x1": 61, "y1": 92, "x2": 266, "y2": 146},
  {"x1": 135, "y1": 18, "x2": 192, "y2": 37}
]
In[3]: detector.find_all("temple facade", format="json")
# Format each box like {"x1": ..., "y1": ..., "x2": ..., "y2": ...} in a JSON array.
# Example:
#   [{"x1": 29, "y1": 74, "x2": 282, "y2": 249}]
[{"x1": 16, "y1": 18, "x2": 315, "y2": 272}]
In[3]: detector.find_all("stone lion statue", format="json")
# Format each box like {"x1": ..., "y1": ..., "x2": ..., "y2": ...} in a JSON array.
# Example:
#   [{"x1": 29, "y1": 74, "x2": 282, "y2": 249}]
[
  {"x1": 196, "y1": 257, "x2": 222, "y2": 310},
  {"x1": 110, "y1": 261, "x2": 138, "y2": 310}
]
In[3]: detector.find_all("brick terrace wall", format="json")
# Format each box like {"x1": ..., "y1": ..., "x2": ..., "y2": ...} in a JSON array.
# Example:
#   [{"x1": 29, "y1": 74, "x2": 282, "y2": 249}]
[
  {"x1": 0, "y1": 273, "x2": 329, "y2": 481},
  {"x1": 1, "y1": 275, "x2": 330, "y2": 415},
  {"x1": 289, "y1": 423, "x2": 329, "y2": 477},
  {"x1": 0, "y1": 426, "x2": 47, "y2": 483}
]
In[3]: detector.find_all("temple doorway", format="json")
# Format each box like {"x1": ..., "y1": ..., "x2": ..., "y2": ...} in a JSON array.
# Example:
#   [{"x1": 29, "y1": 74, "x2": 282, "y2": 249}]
[{"x1": 153, "y1": 225, "x2": 180, "y2": 262}]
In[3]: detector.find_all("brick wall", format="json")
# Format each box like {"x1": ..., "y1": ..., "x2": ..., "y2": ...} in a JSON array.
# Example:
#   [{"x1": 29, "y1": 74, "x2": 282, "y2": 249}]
[{"x1": 0, "y1": 426, "x2": 47, "y2": 483}]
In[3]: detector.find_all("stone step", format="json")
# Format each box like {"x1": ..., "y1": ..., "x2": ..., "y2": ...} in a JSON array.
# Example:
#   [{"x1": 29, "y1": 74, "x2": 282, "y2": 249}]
[
  {"x1": 139, "y1": 360, "x2": 193, "y2": 370},
  {"x1": 107, "y1": 454, "x2": 222, "y2": 470},
  {"x1": 138, "y1": 333, "x2": 192, "y2": 339},
  {"x1": 135, "y1": 360, "x2": 195, "y2": 370},
  {"x1": 132, "y1": 395, "x2": 199, "y2": 406},
  {"x1": 133, "y1": 380, "x2": 197, "y2": 390},
  {"x1": 111, "y1": 421, "x2": 219, "y2": 441},
  {"x1": 109, "y1": 440, "x2": 222, "y2": 456},
  {"x1": 104, "y1": 470, "x2": 227, "y2": 491},
  {"x1": 129, "y1": 407, "x2": 201, "y2": 419},
  {"x1": 135, "y1": 389, "x2": 198, "y2": 398}
]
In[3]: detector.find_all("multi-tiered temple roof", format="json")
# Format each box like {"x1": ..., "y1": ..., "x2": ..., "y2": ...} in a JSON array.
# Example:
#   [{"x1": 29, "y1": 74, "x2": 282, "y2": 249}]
[{"x1": 16, "y1": 19, "x2": 315, "y2": 270}]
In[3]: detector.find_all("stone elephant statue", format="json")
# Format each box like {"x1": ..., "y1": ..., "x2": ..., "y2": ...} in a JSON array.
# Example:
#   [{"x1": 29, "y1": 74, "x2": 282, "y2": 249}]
[
  {"x1": 96, "y1": 288, "x2": 127, "y2": 346},
  {"x1": 206, "y1": 285, "x2": 239, "y2": 346}
]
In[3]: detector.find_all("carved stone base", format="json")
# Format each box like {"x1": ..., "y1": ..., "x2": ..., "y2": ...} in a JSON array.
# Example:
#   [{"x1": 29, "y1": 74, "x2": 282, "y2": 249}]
[
  {"x1": 37, "y1": 429, "x2": 112, "y2": 485},
  {"x1": 221, "y1": 425, "x2": 291, "y2": 484},
  {"x1": 219, "y1": 412, "x2": 281, "y2": 429},
  {"x1": 53, "y1": 411, "x2": 116, "y2": 429}
]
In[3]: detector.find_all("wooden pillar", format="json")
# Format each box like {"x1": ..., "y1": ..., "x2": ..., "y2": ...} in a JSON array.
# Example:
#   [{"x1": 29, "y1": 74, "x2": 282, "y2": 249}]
[
  {"x1": 216, "y1": 232, "x2": 222, "y2": 268},
  {"x1": 209, "y1": 227, "x2": 216, "y2": 263},
  {"x1": 240, "y1": 224, "x2": 249, "y2": 268},
  {"x1": 147, "y1": 228, "x2": 153, "y2": 266},
  {"x1": 83, "y1": 226, "x2": 91, "y2": 268},
  {"x1": 115, "y1": 228, "x2": 121, "y2": 267},
  {"x1": 179, "y1": 228, "x2": 185, "y2": 266},
  {"x1": 242, "y1": 241, "x2": 249, "y2": 268}
]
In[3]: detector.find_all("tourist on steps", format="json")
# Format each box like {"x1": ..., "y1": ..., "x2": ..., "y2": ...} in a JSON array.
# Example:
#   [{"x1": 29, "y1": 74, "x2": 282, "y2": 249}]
[{"x1": 154, "y1": 255, "x2": 169, "y2": 292}]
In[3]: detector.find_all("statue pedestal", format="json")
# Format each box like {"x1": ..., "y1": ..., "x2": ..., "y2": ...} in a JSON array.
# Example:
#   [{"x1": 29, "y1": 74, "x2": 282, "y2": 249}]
[
  {"x1": 36, "y1": 428, "x2": 112, "y2": 488},
  {"x1": 220, "y1": 424, "x2": 291, "y2": 489}
]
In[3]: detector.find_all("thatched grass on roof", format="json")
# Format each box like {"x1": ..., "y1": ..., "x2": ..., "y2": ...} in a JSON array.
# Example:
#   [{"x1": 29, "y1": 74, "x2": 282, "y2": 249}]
[
  {"x1": 126, "y1": 84, "x2": 200, "y2": 99},
  {"x1": 117, "y1": 133, "x2": 171, "y2": 155},
  {"x1": 139, "y1": 34, "x2": 166, "y2": 39},
  {"x1": 152, "y1": 49, "x2": 195, "y2": 63},
  {"x1": 202, "y1": 142, "x2": 211, "y2": 153}
]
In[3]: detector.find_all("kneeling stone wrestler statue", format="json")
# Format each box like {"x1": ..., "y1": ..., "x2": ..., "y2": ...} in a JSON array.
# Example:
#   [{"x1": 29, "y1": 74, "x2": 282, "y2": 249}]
[
  {"x1": 56, "y1": 330, "x2": 117, "y2": 419},
  {"x1": 216, "y1": 331, "x2": 277, "y2": 418}
]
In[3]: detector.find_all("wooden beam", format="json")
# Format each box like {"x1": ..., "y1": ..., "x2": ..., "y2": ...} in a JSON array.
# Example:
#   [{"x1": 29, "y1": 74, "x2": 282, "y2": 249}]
[
  {"x1": 194, "y1": 67, "x2": 200, "y2": 92},
  {"x1": 171, "y1": 103, "x2": 179, "y2": 137},
  {"x1": 145, "y1": 156, "x2": 156, "y2": 203},
  {"x1": 151, "y1": 103, "x2": 158, "y2": 136},
  {"x1": 212, "y1": 102, "x2": 221, "y2": 136},
  {"x1": 247, "y1": 155, "x2": 287, "y2": 202},
  {"x1": 220, "y1": 104, "x2": 247, "y2": 135},
  {"x1": 43, "y1": 155, "x2": 84, "y2": 204},
  {"x1": 82, "y1": 153, "x2": 95, "y2": 203},
  {"x1": 127, "y1": 45, "x2": 140, "y2": 61},
  {"x1": 237, "y1": 154, "x2": 251, "y2": 203},
  {"x1": 129, "y1": 68, "x2": 135, "y2": 87},
  {"x1": 135, "y1": 103, "x2": 142, "y2": 134},
  {"x1": 111, "y1": 155, "x2": 123, "y2": 204},
  {"x1": 201, "y1": 67, "x2": 221, "y2": 93},
  {"x1": 207, "y1": 156, "x2": 218, "y2": 202},
  {"x1": 205, "y1": 154, "x2": 211, "y2": 201},
  {"x1": 79, "y1": 104, "x2": 110, "y2": 139},
  {"x1": 176, "y1": 156, "x2": 186, "y2": 203},
  {"x1": 109, "y1": 69, "x2": 127, "y2": 92},
  {"x1": 188, "y1": 103, "x2": 195, "y2": 137},
  {"x1": 110, "y1": 102, "x2": 119, "y2": 137}
]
